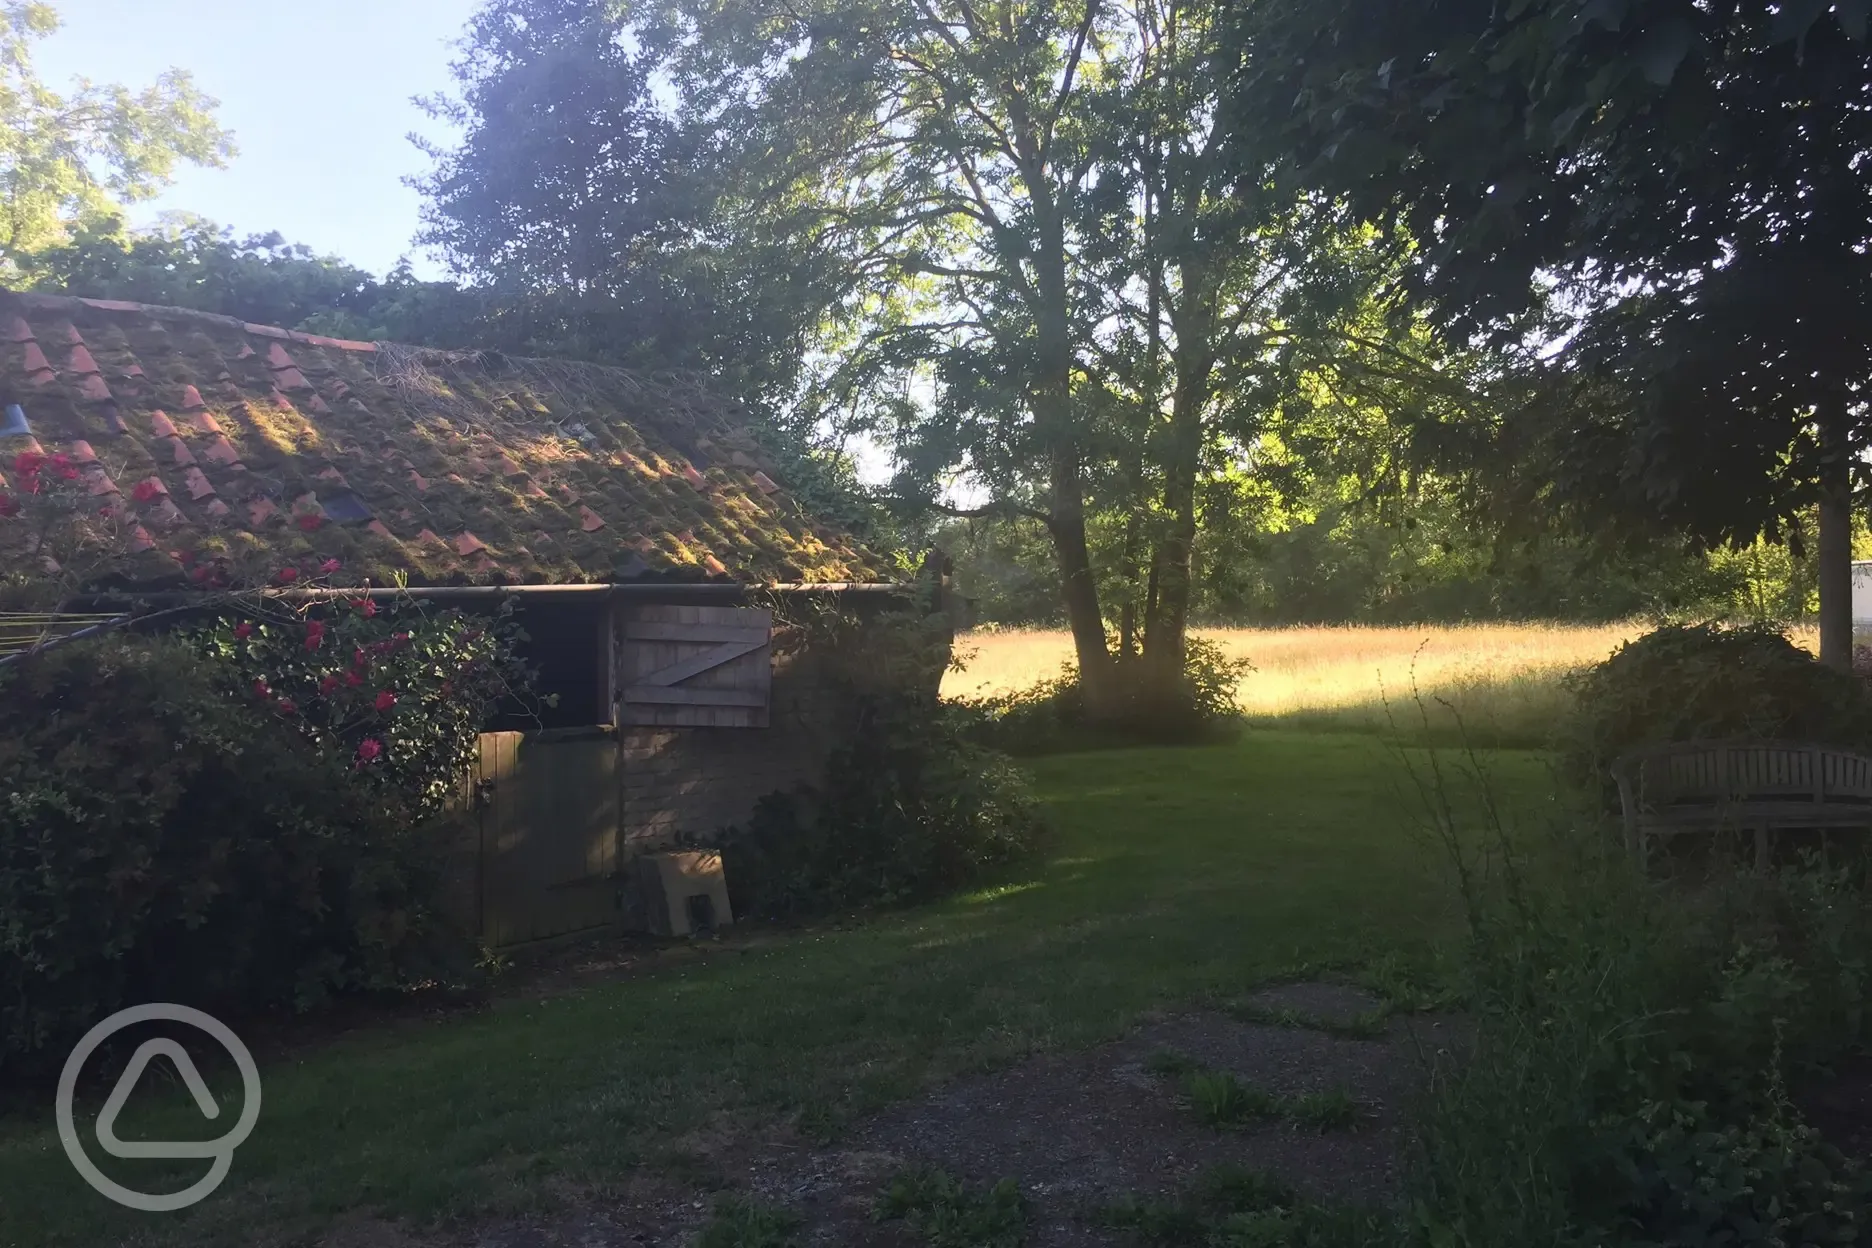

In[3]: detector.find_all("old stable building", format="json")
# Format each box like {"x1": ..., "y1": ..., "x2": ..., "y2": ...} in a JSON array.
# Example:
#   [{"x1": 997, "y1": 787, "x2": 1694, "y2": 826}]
[{"x1": 0, "y1": 289, "x2": 953, "y2": 946}]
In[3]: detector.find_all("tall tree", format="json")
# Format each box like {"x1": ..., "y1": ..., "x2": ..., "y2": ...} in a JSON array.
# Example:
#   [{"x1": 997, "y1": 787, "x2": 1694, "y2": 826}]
[
  {"x1": 414, "y1": 0, "x2": 842, "y2": 405},
  {"x1": 1231, "y1": 0, "x2": 1872, "y2": 666},
  {"x1": 0, "y1": 2, "x2": 231, "y2": 275}
]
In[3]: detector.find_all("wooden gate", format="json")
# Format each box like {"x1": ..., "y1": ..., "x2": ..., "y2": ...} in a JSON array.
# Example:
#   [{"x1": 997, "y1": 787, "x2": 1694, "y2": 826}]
[
  {"x1": 473, "y1": 730, "x2": 622, "y2": 946},
  {"x1": 617, "y1": 604, "x2": 772, "y2": 727}
]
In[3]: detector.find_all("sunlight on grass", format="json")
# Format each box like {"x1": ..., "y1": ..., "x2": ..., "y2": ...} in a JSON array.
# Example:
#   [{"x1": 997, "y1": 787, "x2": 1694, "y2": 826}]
[{"x1": 945, "y1": 621, "x2": 1758, "y2": 746}]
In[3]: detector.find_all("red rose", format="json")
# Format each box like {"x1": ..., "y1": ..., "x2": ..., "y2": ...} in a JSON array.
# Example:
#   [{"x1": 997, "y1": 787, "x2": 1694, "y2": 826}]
[
  {"x1": 276, "y1": 699, "x2": 297, "y2": 715},
  {"x1": 12, "y1": 451, "x2": 44, "y2": 477},
  {"x1": 344, "y1": 669, "x2": 363, "y2": 687},
  {"x1": 353, "y1": 647, "x2": 368, "y2": 669},
  {"x1": 276, "y1": 566, "x2": 300, "y2": 584},
  {"x1": 355, "y1": 738, "x2": 384, "y2": 764},
  {"x1": 304, "y1": 620, "x2": 326, "y2": 650},
  {"x1": 252, "y1": 678, "x2": 270, "y2": 698},
  {"x1": 131, "y1": 479, "x2": 160, "y2": 503},
  {"x1": 0, "y1": 495, "x2": 17, "y2": 519},
  {"x1": 318, "y1": 557, "x2": 341, "y2": 574},
  {"x1": 351, "y1": 597, "x2": 377, "y2": 618},
  {"x1": 319, "y1": 675, "x2": 340, "y2": 695},
  {"x1": 296, "y1": 513, "x2": 323, "y2": 531},
  {"x1": 233, "y1": 621, "x2": 253, "y2": 640},
  {"x1": 374, "y1": 690, "x2": 396, "y2": 712},
  {"x1": 393, "y1": 631, "x2": 410, "y2": 646}
]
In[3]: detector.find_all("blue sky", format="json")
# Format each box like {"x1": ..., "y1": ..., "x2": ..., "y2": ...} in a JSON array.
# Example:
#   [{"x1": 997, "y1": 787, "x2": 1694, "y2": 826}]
[{"x1": 33, "y1": 0, "x2": 483, "y2": 278}]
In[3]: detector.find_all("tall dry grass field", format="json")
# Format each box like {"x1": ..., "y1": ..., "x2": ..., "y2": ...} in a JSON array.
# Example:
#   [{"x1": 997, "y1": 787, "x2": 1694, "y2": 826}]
[{"x1": 945, "y1": 622, "x2": 1659, "y2": 746}]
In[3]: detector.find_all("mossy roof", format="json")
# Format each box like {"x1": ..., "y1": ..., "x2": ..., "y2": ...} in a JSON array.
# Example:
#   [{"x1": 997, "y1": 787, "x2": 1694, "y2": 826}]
[{"x1": 0, "y1": 290, "x2": 893, "y2": 591}]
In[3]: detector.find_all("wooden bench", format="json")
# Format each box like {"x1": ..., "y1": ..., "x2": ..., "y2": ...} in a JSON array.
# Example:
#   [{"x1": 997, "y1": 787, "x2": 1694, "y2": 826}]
[{"x1": 1613, "y1": 740, "x2": 1872, "y2": 869}]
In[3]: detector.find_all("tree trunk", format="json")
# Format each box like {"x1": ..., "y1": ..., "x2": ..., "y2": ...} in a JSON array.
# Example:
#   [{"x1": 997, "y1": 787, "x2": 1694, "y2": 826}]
[
  {"x1": 1818, "y1": 397, "x2": 1854, "y2": 671},
  {"x1": 1141, "y1": 319, "x2": 1213, "y2": 703},
  {"x1": 1028, "y1": 190, "x2": 1116, "y2": 715}
]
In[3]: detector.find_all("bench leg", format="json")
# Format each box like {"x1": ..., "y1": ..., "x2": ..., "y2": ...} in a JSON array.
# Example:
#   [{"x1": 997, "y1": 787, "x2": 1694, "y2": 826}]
[{"x1": 1755, "y1": 825, "x2": 1771, "y2": 873}]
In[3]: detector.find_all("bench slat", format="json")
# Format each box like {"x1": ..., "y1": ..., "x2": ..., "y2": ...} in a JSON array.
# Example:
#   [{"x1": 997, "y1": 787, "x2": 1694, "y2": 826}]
[{"x1": 1616, "y1": 740, "x2": 1872, "y2": 869}]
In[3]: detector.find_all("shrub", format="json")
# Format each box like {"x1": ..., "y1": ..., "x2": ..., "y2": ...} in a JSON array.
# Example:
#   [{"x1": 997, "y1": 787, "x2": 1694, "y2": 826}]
[
  {"x1": 1409, "y1": 748, "x2": 1872, "y2": 1248},
  {"x1": 192, "y1": 595, "x2": 534, "y2": 818},
  {"x1": 957, "y1": 635, "x2": 1250, "y2": 755},
  {"x1": 0, "y1": 636, "x2": 473, "y2": 1082},
  {"x1": 1563, "y1": 622, "x2": 1872, "y2": 798},
  {"x1": 711, "y1": 700, "x2": 1047, "y2": 919}
]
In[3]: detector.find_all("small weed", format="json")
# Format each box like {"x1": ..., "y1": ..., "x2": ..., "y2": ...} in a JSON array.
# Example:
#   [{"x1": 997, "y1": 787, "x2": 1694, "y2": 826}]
[
  {"x1": 1148, "y1": 1052, "x2": 1360, "y2": 1131},
  {"x1": 1287, "y1": 1089, "x2": 1358, "y2": 1130},
  {"x1": 694, "y1": 1196, "x2": 802, "y2": 1248},
  {"x1": 876, "y1": 1166, "x2": 1027, "y2": 1247},
  {"x1": 1100, "y1": 1164, "x2": 1398, "y2": 1247},
  {"x1": 1184, "y1": 1070, "x2": 1278, "y2": 1127}
]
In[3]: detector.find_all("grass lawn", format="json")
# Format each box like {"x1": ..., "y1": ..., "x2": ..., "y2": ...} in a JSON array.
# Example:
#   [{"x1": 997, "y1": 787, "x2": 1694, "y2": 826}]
[{"x1": 0, "y1": 729, "x2": 1559, "y2": 1248}]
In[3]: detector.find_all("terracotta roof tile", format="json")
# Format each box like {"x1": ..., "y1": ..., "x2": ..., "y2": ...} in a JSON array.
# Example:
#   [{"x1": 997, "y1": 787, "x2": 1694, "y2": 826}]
[
  {"x1": 0, "y1": 289, "x2": 890, "y2": 589},
  {"x1": 68, "y1": 440, "x2": 96, "y2": 464},
  {"x1": 77, "y1": 375, "x2": 112, "y2": 402},
  {"x1": 127, "y1": 525, "x2": 155, "y2": 553}
]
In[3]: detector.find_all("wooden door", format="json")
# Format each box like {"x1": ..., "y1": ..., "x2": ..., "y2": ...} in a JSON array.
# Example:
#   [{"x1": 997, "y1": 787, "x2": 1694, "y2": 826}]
[
  {"x1": 475, "y1": 731, "x2": 622, "y2": 946},
  {"x1": 616, "y1": 604, "x2": 772, "y2": 728}
]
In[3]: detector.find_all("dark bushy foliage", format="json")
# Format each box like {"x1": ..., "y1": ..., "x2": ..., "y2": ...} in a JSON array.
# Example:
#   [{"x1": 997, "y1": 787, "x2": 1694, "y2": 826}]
[
  {"x1": 0, "y1": 637, "x2": 472, "y2": 1081},
  {"x1": 1411, "y1": 739, "x2": 1872, "y2": 1248},
  {"x1": 711, "y1": 701, "x2": 1046, "y2": 919},
  {"x1": 957, "y1": 636, "x2": 1250, "y2": 755},
  {"x1": 1564, "y1": 622, "x2": 1872, "y2": 795}
]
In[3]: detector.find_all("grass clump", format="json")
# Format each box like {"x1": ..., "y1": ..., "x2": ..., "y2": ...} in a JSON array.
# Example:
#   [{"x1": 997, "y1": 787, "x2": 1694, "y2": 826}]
[
  {"x1": 694, "y1": 1197, "x2": 802, "y2": 1248},
  {"x1": 1147, "y1": 1052, "x2": 1362, "y2": 1132},
  {"x1": 1100, "y1": 1164, "x2": 1398, "y2": 1247},
  {"x1": 875, "y1": 1166, "x2": 1027, "y2": 1247}
]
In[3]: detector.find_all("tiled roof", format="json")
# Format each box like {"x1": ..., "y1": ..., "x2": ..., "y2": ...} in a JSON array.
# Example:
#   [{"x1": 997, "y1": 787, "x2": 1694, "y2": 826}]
[{"x1": 0, "y1": 290, "x2": 892, "y2": 590}]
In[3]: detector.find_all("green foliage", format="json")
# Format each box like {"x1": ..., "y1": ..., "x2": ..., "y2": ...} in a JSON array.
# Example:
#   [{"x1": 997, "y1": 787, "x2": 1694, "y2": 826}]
[
  {"x1": 712, "y1": 700, "x2": 1046, "y2": 919},
  {"x1": 875, "y1": 1167, "x2": 1028, "y2": 1248},
  {"x1": 1562, "y1": 623, "x2": 1872, "y2": 794},
  {"x1": 21, "y1": 216, "x2": 486, "y2": 345},
  {"x1": 0, "y1": 636, "x2": 470, "y2": 1082},
  {"x1": 0, "y1": 2, "x2": 231, "y2": 273},
  {"x1": 956, "y1": 635, "x2": 1249, "y2": 754},
  {"x1": 1101, "y1": 1165, "x2": 1398, "y2": 1247},
  {"x1": 694, "y1": 1197, "x2": 803, "y2": 1248},
  {"x1": 1146, "y1": 1053, "x2": 1359, "y2": 1132},
  {"x1": 193, "y1": 595, "x2": 533, "y2": 820},
  {"x1": 1233, "y1": 0, "x2": 1872, "y2": 560},
  {"x1": 1408, "y1": 732, "x2": 1872, "y2": 1248}
]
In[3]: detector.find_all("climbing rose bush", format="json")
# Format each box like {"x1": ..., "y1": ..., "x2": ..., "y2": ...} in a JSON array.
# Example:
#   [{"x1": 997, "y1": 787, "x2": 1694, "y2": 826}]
[{"x1": 197, "y1": 587, "x2": 535, "y2": 819}]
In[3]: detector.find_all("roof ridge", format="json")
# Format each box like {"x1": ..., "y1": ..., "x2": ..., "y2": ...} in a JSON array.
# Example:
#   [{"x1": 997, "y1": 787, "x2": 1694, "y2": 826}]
[{"x1": 0, "y1": 287, "x2": 743, "y2": 407}]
